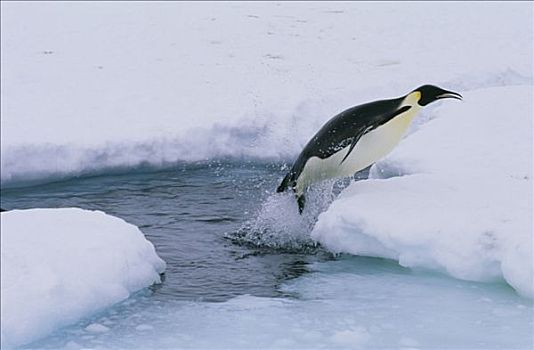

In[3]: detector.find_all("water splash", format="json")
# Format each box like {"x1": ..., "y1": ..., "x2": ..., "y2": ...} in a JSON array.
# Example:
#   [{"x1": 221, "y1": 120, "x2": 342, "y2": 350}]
[{"x1": 227, "y1": 180, "x2": 343, "y2": 252}]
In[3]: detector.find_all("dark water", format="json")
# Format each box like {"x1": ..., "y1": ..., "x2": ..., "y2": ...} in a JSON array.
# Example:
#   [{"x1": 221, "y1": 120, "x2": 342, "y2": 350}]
[{"x1": 0, "y1": 162, "x2": 332, "y2": 302}]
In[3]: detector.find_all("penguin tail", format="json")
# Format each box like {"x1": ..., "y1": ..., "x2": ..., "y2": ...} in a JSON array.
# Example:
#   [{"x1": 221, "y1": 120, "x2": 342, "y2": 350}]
[
  {"x1": 277, "y1": 172, "x2": 305, "y2": 214},
  {"x1": 277, "y1": 172, "x2": 292, "y2": 193}
]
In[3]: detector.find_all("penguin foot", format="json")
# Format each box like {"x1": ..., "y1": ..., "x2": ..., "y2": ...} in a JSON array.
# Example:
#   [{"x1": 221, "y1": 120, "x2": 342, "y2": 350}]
[{"x1": 297, "y1": 194, "x2": 306, "y2": 214}]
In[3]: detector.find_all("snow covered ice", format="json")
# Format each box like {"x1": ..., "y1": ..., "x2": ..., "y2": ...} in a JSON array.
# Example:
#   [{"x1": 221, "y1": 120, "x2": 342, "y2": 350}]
[
  {"x1": 1, "y1": 2, "x2": 532, "y2": 186},
  {"x1": 1, "y1": 1, "x2": 533, "y2": 349},
  {"x1": 0, "y1": 208, "x2": 166, "y2": 348}
]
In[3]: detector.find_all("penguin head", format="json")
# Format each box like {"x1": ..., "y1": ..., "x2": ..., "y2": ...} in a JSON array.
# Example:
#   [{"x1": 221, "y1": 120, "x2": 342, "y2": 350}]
[{"x1": 414, "y1": 85, "x2": 462, "y2": 106}]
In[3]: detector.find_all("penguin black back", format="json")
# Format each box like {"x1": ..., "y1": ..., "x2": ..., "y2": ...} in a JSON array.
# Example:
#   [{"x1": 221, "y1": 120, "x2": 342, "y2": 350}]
[{"x1": 277, "y1": 96, "x2": 407, "y2": 194}]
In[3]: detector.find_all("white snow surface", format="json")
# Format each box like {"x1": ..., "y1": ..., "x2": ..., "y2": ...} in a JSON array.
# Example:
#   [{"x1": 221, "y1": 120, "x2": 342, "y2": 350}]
[
  {"x1": 1, "y1": 2, "x2": 532, "y2": 185},
  {"x1": 312, "y1": 85, "x2": 534, "y2": 298},
  {"x1": 0, "y1": 208, "x2": 166, "y2": 349}
]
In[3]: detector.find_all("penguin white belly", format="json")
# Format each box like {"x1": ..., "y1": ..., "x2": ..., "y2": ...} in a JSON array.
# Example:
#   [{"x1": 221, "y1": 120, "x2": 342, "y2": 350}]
[{"x1": 296, "y1": 107, "x2": 420, "y2": 195}]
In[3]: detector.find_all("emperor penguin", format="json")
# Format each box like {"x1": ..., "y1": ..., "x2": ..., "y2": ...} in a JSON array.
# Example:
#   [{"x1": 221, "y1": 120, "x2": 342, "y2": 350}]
[{"x1": 277, "y1": 85, "x2": 462, "y2": 213}]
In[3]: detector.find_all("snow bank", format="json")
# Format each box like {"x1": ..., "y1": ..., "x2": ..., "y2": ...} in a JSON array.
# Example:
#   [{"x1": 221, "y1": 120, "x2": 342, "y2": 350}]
[
  {"x1": 1, "y1": 2, "x2": 532, "y2": 186},
  {"x1": 312, "y1": 85, "x2": 533, "y2": 298},
  {"x1": 0, "y1": 208, "x2": 166, "y2": 349}
]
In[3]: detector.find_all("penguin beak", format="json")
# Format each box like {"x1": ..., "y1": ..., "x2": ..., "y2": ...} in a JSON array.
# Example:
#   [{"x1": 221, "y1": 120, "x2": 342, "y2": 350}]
[{"x1": 436, "y1": 90, "x2": 463, "y2": 101}]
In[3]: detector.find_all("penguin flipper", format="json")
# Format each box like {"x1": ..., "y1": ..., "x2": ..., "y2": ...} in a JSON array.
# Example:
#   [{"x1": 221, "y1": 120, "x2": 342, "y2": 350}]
[
  {"x1": 340, "y1": 128, "x2": 368, "y2": 165},
  {"x1": 297, "y1": 194, "x2": 306, "y2": 214}
]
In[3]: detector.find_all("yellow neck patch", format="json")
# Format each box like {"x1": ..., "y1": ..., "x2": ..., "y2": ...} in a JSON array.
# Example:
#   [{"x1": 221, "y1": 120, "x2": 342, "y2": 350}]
[{"x1": 403, "y1": 91, "x2": 421, "y2": 106}]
